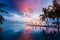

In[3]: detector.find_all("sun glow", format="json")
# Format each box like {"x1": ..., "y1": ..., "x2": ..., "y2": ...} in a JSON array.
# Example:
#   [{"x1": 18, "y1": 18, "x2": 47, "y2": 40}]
[{"x1": 24, "y1": 12, "x2": 46, "y2": 26}]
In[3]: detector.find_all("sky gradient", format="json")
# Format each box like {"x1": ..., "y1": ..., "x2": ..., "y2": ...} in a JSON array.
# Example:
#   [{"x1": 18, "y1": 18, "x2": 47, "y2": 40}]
[{"x1": 0, "y1": 0, "x2": 53, "y2": 31}]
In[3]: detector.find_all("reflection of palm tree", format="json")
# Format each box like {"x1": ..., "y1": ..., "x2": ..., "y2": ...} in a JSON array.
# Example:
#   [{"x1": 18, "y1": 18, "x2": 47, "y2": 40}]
[{"x1": 0, "y1": 3, "x2": 8, "y2": 40}]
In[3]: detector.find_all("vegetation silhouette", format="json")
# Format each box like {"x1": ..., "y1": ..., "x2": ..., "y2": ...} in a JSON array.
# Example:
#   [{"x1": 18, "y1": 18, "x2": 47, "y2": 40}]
[
  {"x1": 0, "y1": 3, "x2": 8, "y2": 40},
  {"x1": 39, "y1": 0, "x2": 60, "y2": 40},
  {"x1": 40, "y1": 0, "x2": 60, "y2": 32}
]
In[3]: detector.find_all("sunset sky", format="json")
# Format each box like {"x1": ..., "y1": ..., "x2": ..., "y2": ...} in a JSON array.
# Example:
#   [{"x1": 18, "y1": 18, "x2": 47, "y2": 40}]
[{"x1": 0, "y1": 0, "x2": 53, "y2": 22}]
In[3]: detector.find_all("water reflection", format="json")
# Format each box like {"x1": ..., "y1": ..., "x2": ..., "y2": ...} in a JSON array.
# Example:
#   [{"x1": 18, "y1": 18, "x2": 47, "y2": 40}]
[
  {"x1": 18, "y1": 24, "x2": 58, "y2": 40},
  {"x1": 18, "y1": 25, "x2": 35, "y2": 40}
]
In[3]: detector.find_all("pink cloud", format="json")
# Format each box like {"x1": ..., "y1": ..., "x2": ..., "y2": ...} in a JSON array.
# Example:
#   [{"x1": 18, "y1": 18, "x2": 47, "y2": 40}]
[{"x1": 14, "y1": 0, "x2": 42, "y2": 12}]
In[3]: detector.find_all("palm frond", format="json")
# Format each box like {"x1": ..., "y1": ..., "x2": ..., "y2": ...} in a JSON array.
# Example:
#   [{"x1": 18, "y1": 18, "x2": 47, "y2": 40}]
[
  {"x1": 0, "y1": 10, "x2": 8, "y2": 14},
  {"x1": 39, "y1": 14, "x2": 44, "y2": 17},
  {"x1": 41, "y1": 16, "x2": 45, "y2": 21},
  {"x1": 0, "y1": 15, "x2": 4, "y2": 24},
  {"x1": 39, "y1": 14, "x2": 45, "y2": 21},
  {"x1": 0, "y1": 26, "x2": 3, "y2": 32},
  {"x1": 0, "y1": 3, "x2": 7, "y2": 8}
]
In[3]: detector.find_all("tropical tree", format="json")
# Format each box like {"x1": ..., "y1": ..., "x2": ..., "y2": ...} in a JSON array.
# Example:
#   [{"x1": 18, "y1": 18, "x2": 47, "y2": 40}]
[
  {"x1": 0, "y1": 3, "x2": 8, "y2": 24},
  {"x1": 50, "y1": 0, "x2": 60, "y2": 32},
  {"x1": 0, "y1": 3, "x2": 8, "y2": 40},
  {"x1": 39, "y1": 7, "x2": 50, "y2": 31},
  {"x1": 40, "y1": 0, "x2": 60, "y2": 32}
]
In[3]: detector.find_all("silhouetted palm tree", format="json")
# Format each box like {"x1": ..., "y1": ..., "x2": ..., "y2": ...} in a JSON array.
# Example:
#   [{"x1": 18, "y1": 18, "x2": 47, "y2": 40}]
[
  {"x1": 52, "y1": 0, "x2": 60, "y2": 32},
  {"x1": 40, "y1": 7, "x2": 51, "y2": 31},
  {"x1": 0, "y1": 3, "x2": 8, "y2": 24},
  {"x1": 0, "y1": 3, "x2": 8, "y2": 40},
  {"x1": 40, "y1": 0, "x2": 60, "y2": 32}
]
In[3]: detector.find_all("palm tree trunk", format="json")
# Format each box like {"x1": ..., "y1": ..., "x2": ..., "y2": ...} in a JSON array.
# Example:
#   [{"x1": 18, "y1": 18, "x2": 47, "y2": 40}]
[
  {"x1": 57, "y1": 18, "x2": 59, "y2": 32},
  {"x1": 46, "y1": 18, "x2": 49, "y2": 32}
]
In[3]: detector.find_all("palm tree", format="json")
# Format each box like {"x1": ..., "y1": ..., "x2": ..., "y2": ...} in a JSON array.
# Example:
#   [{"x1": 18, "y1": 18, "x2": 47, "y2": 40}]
[
  {"x1": 52, "y1": 0, "x2": 60, "y2": 32},
  {"x1": 40, "y1": 0, "x2": 60, "y2": 32},
  {"x1": 0, "y1": 3, "x2": 8, "y2": 30},
  {"x1": 0, "y1": 3, "x2": 8, "y2": 24},
  {"x1": 0, "y1": 3, "x2": 8, "y2": 40},
  {"x1": 39, "y1": 7, "x2": 50, "y2": 32}
]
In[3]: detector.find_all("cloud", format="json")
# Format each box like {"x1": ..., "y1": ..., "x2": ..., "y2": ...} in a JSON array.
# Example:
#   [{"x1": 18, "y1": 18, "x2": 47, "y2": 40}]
[{"x1": 4, "y1": 14, "x2": 26, "y2": 22}]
